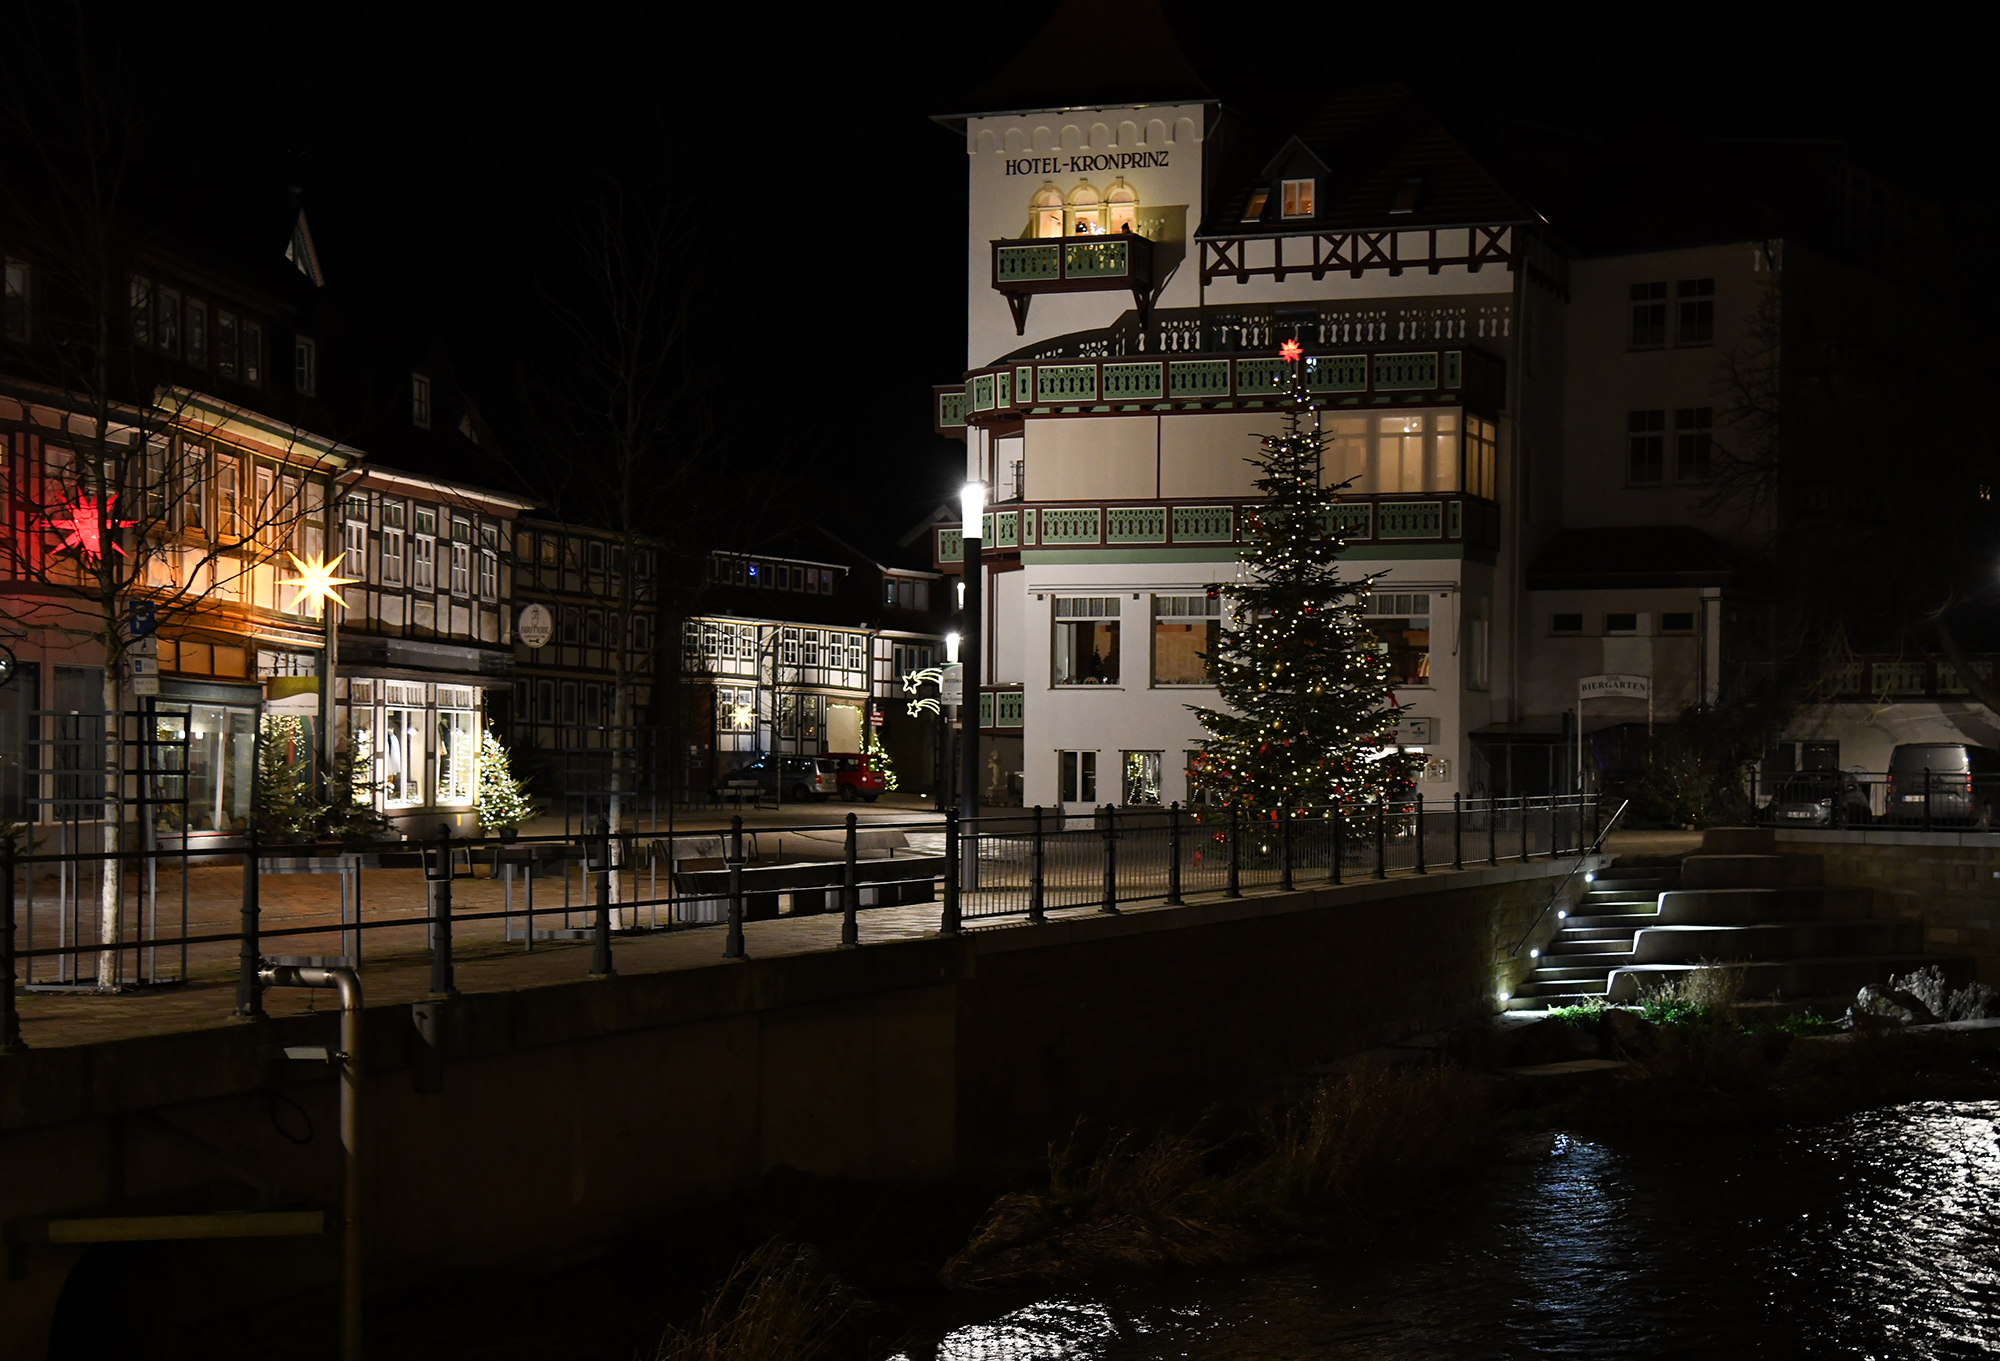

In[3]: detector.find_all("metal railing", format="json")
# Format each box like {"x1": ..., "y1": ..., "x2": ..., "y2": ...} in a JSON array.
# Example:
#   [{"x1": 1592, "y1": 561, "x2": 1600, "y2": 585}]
[
  {"x1": 0, "y1": 793, "x2": 1601, "y2": 1047},
  {"x1": 1750, "y1": 768, "x2": 2000, "y2": 830}
]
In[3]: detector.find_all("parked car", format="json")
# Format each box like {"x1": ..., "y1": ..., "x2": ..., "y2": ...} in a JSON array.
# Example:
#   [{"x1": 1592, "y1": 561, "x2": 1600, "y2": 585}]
[
  {"x1": 824, "y1": 752, "x2": 886, "y2": 802},
  {"x1": 1883, "y1": 743, "x2": 2000, "y2": 826},
  {"x1": 722, "y1": 755, "x2": 837, "y2": 803},
  {"x1": 1764, "y1": 769, "x2": 1871, "y2": 827}
]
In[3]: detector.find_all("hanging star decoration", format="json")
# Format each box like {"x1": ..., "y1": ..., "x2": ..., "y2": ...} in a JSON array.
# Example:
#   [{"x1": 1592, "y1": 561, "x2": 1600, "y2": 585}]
[
  {"x1": 1279, "y1": 338, "x2": 1304, "y2": 363},
  {"x1": 48, "y1": 495, "x2": 135, "y2": 560},
  {"x1": 277, "y1": 550, "x2": 361, "y2": 613}
]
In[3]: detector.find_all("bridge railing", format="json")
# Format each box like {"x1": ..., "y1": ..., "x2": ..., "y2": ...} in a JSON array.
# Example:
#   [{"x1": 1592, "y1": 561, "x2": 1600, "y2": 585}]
[{"x1": 0, "y1": 794, "x2": 1599, "y2": 1045}]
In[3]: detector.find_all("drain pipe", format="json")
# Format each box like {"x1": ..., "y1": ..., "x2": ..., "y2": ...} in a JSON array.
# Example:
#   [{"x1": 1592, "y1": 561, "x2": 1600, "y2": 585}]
[
  {"x1": 1507, "y1": 799, "x2": 1630, "y2": 959},
  {"x1": 263, "y1": 963, "x2": 363, "y2": 1361}
]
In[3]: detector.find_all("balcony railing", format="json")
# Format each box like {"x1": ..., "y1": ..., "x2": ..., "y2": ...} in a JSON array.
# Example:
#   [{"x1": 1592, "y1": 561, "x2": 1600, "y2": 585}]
[
  {"x1": 992, "y1": 232, "x2": 1157, "y2": 335},
  {"x1": 934, "y1": 493, "x2": 1500, "y2": 568},
  {"x1": 937, "y1": 343, "x2": 1503, "y2": 434}
]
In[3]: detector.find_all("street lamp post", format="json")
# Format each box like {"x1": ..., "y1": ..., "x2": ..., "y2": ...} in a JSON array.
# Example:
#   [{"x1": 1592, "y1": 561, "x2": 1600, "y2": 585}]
[{"x1": 958, "y1": 483, "x2": 983, "y2": 887}]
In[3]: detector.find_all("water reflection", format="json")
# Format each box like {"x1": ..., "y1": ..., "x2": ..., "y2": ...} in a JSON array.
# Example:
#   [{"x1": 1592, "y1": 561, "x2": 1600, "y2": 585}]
[{"x1": 914, "y1": 1101, "x2": 2000, "y2": 1360}]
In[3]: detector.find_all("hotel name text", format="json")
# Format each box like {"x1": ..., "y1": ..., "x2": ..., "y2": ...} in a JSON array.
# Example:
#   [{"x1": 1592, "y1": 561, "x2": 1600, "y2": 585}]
[{"x1": 1004, "y1": 151, "x2": 1170, "y2": 176}]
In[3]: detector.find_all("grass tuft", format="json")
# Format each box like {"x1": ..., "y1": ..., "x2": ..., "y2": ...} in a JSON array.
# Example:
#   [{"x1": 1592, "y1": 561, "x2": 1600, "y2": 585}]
[{"x1": 651, "y1": 1240, "x2": 863, "y2": 1361}]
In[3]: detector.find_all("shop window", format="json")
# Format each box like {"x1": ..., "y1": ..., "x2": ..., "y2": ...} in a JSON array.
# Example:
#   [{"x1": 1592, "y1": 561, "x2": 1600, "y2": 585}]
[
  {"x1": 1360, "y1": 593, "x2": 1431, "y2": 687},
  {"x1": 1059, "y1": 749, "x2": 1097, "y2": 804},
  {"x1": 383, "y1": 700, "x2": 424, "y2": 806},
  {"x1": 1053, "y1": 596, "x2": 1120, "y2": 685},
  {"x1": 1122, "y1": 750, "x2": 1162, "y2": 805},
  {"x1": 436, "y1": 705, "x2": 477, "y2": 804},
  {"x1": 1153, "y1": 594, "x2": 1220, "y2": 686}
]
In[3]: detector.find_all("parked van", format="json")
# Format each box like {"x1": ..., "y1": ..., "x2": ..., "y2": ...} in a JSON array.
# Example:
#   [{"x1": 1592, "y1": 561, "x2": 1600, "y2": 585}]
[
  {"x1": 1884, "y1": 743, "x2": 2000, "y2": 826},
  {"x1": 824, "y1": 752, "x2": 886, "y2": 802}
]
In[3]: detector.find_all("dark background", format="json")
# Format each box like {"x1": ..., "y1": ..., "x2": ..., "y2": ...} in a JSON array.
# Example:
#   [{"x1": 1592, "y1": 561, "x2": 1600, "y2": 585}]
[{"x1": 30, "y1": 2, "x2": 1991, "y2": 546}]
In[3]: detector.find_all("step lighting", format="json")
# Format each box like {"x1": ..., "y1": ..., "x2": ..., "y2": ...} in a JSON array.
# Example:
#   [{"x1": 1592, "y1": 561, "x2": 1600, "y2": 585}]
[
  {"x1": 1499, "y1": 991, "x2": 1512, "y2": 1002},
  {"x1": 1584, "y1": 871, "x2": 1595, "y2": 883},
  {"x1": 1557, "y1": 910, "x2": 1568, "y2": 920},
  {"x1": 1529, "y1": 948, "x2": 1540, "y2": 958}
]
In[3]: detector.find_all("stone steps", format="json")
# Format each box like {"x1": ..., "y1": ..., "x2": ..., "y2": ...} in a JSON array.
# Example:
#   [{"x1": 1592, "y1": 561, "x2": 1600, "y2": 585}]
[{"x1": 1629, "y1": 919, "x2": 1925, "y2": 964}]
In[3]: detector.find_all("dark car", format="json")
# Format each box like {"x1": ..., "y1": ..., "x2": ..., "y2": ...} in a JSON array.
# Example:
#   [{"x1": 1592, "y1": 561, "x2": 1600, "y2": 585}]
[
  {"x1": 1883, "y1": 743, "x2": 2000, "y2": 826},
  {"x1": 722, "y1": 755, "x2": 837, "y2": 803},
  {"x1": 1764, "y1": 769, "x2": 1871, "y2": 827}
]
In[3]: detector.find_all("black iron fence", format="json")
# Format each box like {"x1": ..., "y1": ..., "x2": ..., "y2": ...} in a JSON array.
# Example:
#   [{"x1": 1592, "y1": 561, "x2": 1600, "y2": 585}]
[
  {"x1": 1749, "y1": 768, "x2": 2000, "y2": 830},
  {"x1": 0, "y1": 794, "x2": 1602, "y2": 1049}
]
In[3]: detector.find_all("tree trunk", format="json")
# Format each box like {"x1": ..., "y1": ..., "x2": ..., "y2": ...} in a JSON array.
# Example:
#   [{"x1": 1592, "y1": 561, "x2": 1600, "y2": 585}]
[{"x1": 95, "y1": 663, "x2": 120, "y2": 991}]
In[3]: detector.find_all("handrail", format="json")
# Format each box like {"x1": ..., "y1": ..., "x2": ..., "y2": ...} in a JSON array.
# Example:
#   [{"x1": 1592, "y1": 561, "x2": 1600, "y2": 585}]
[{"x1": 1508, "y1": 798, "x2": 1628, "y2": 958}]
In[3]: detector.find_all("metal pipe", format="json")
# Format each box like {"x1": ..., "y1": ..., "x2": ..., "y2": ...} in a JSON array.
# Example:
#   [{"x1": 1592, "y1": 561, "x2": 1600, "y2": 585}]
[
  {"x1": 941, "y1": 808, "x2": 961, "y2": 934},
  {"x1": 1453, "y1": 792, "x2": 1463, "y2": 871},
  {"x1": 1166, "y1": 801, "x2": 1183, "y2": 905},
  {"x1": 1414, "y1": 792, "x2": 1426, "y2": 874},
  {"x1": 1028, "y1": 805, "x2": 1046, "y2": 923},
  {"x1": 260, "y1": 964, "x2": 363, "y2": 1361},
  {"x1": 1099, "y1": 805, "x2": 1119, "y2": 914}
]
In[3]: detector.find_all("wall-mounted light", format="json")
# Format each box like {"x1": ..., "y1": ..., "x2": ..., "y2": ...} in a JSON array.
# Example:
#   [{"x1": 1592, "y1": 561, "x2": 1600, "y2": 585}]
[{"x1": 961, "y1": 482, "x2": 984, "y2": 540}]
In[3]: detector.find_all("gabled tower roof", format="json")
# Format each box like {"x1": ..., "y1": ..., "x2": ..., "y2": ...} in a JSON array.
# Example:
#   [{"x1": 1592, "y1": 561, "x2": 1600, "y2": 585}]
[{"x1": 944, "y1": 0, "x2": 1212, "y2": 119}]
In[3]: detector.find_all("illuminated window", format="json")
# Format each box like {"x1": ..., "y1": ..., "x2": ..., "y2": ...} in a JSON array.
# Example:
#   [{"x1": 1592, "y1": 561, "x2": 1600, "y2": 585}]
[
  {"x1": 1066, "y1": 181, "x2": 1104, "y2": 235},
  {"x1": 1281, "y1": 178, "x2": 1315, "y2": 218},
  {"x1": 1030, "y1": 183, "x2": 1064, "y2": 238},
  {"x1": 1054, "y1": 596, "x2": 1120, "y2": 686},
  {"x1": 1152, "y1": 595, "x2": 1220, "y2": 686},
  {"x1": 1359, "y1": 593, "x2": 1431, "y2": 687},
  {"x1": 412, "y1": 373, "x2": 431, "y2": 428},
  {"x1": 1241, "y1": 188, "x2": 1269, "y2": 221},
  {"x1": 1465, "y1": 415, "x2": 1497, "y2": 500},
  {"x1": 1106, "y1": 178, "x2": 1139, "y2": 233},
  {"x1": 1122, "y1": 751, "x2": 1163, "y2": 805},
  {"x1": 436, "y1": 704, "x2": 477, "y2": 804}
]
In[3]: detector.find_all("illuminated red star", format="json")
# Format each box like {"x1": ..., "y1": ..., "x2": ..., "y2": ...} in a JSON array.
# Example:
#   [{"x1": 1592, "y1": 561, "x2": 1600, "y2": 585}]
[
  {"x1": 48, "y1": 496, "x2": 134, "y2": 560},
  {"x1": 1279, "y1": 339, "x2": 1304, "y2": 363}
]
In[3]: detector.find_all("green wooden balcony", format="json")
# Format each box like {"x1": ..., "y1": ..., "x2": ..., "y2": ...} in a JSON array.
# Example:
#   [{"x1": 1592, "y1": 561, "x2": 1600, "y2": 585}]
[{"x1": 992, "y1": 233, "x2": 1157, "y2": 335}]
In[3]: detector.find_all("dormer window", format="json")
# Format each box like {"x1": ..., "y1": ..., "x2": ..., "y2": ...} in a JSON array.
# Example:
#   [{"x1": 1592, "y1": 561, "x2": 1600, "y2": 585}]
[
  {"x1": 1281, "y1": 178, "x2": 1315, "y2": 219},
  {"x1": 412, "y1": 373, "x2": 432, "y2": 428},
  {"x1": 1030, "y1": 183, "x2": 1064, "y2": 238},
  {"x1": 1241, "y1": 187, "x2": 1270, "y2": 221},
  {"x1": 1390, "y1": 178, "x2": 1423, "y2": 215}
]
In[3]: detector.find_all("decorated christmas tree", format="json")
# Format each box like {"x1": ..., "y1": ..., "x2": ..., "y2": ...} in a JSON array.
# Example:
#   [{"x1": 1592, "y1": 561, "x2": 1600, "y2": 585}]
[
  {"x1": 1189, "y1": 345, "x2": 1416, "y2": 815},
  {"x1": 476, "y1": 725, "x2": 537, "y2": 833},
  {"x1": 861, "y1": 722, "x2": 899, "y2": 793}
]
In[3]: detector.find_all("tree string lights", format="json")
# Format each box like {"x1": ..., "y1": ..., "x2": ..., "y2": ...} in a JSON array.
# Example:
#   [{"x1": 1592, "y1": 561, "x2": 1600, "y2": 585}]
[{"x1": 1187, "y1": 346, "x2": 1417, "y2": 820}]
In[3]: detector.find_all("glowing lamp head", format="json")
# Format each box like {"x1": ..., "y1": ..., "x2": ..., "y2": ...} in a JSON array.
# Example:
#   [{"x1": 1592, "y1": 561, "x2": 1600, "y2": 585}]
[
  {"x1": 960, "y1": 482, "x2": 985, "y2": 539},
  {"x1": 1557, "y1": 909, "x2": 1569, "y2": 920},
  {"x1": 1529, "y1": 948, "x2": 1540, "y2": 959},
  {"x1": 1279, "y1": 338, "x2": 1303, "y2": 363},
  {"x1": 945, "y1": 630, "x2": 961, "y2": 664},
  {"x1": 1584, "y1": 871, "x2": 1596, "y2": 883}
]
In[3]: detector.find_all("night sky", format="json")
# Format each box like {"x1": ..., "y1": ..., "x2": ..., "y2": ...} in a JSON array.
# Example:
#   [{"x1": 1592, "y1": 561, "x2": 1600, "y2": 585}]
[{"x1": 36, "y1": 3, "x2": 1988, "y2": 552}]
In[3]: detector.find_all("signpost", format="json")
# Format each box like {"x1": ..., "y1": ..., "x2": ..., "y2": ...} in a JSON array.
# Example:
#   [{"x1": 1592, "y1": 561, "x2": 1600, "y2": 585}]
[{"x1": 1576, "y1": 673, "x2": 1651, "y2": 792}]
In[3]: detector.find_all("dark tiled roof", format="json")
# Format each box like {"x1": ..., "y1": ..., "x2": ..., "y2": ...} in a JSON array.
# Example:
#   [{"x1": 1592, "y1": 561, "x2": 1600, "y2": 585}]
[
  {"x1": 1526, "y1": 526, "x2": 1760, "y2": 591},
  {"x1": 952, "y1": 0, "x2": 1212, "y2": 117}
]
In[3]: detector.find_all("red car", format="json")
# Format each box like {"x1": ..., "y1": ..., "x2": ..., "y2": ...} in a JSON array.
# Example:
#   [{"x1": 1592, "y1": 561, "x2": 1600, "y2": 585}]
[{"x1": 824, "y1": 753, "x2": 885, "y2": 802}]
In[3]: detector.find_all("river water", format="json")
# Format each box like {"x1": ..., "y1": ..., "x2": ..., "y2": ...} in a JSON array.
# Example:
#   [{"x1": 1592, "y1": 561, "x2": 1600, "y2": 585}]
[{"x1": 916, "y1": 1101, "x2": 2000, "y2": 1360}]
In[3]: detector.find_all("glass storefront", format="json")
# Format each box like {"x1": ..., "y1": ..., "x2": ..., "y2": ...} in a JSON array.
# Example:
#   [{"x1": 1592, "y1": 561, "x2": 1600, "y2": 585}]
[
  {"x1": 344, "y1": 677, "x2": 487, "y2": 816},
  {"x1": 151, "y1": 699, "x2": 259, "y2": 834}
]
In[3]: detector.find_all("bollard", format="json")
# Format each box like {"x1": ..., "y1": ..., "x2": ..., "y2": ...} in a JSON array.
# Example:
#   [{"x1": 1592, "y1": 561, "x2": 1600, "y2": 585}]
[
  {"x1": 1414, "y1": 792, "x2": 1427, "y2": 874},
  {"x1": 1225, "y1": 805, "x2": 1241, "y2": 898},
  {"x1": 237, "y1": 825, "x2": 263, "y2": 1017},
  {"x1": 1029, "y1": 805, "x2": 1046, "y2": 924},
  {"x1": 725, "y1": 815, "x2": 747, "y2": 958},
  {"x1": 841, "y1": 812, "x2": 859, "y2": 947},
  {"x1": 1453, "y1": 792, "x2": 1463, "y2": 871},
  {"x1": 941, "y1": 809, "x2": 962, "y2": 935},
  {"x1": 1279, "y1": 804, "x2": 1294, "y2": 892},
  {"x1": 1166, "y1": 802, "x2": 1184, "y2": 905},
  {"x1": 590, "y1": 818, "x2": 614, "y2": 977},
  {"x1": 2, "y1": 840, "x2": 21, "y2": 1053},
  {"x1": 430, "y1": 823, "x2": 457, "y2": 996},
  {"x1": 1374, "y1": 796, "x2": 1387, "y2": 880},
  {"x1": 1099, "y1": 805, "x2": 1119, "y2": 914}
]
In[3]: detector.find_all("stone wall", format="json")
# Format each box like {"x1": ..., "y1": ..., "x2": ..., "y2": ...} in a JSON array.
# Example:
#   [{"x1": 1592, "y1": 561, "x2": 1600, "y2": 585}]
[{"x1": 1776, "y1": 829, "x2": 2000, "y2": 981}]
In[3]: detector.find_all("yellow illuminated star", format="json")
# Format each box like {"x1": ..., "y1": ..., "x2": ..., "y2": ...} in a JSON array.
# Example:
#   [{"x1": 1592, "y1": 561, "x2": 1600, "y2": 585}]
[{"x1": 278, "y1": 550, "x2": 361, "y2": 612}]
